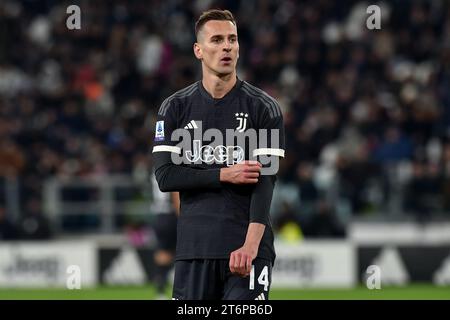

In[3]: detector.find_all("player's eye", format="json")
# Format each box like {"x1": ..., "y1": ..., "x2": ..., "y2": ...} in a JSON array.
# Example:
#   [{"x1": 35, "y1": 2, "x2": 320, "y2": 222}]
[{"x1": 212, "y1": 38, "x2": 222, "y2": 43}]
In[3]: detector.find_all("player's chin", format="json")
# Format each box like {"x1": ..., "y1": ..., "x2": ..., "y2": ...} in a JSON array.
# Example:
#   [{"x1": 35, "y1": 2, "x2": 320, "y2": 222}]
[{"x1": 215, "y1": 65, "x2": 235, "y2": 75}]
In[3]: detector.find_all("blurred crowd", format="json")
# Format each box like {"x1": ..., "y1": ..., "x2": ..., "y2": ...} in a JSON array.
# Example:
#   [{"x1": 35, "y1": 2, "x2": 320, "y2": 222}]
[{"x1": 1, "y1": 0, "x2": 450, "y2": 239}]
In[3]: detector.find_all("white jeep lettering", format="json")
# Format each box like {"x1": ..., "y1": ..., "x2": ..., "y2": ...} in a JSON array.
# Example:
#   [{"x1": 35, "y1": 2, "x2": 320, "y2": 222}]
[{"x1": 185, "y1": 140, "x2": 244, "y2": 165}]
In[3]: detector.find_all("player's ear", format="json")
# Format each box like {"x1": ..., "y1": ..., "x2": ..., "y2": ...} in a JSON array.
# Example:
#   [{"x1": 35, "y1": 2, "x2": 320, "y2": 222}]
[{"x1": 193, "y1": 42, "x2": 202, "y2": 60}]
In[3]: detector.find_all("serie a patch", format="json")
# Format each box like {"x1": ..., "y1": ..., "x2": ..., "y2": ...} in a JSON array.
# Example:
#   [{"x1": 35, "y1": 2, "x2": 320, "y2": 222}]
[{"x1": 155, "y1": 120, "x2": 165, "y2": 141}]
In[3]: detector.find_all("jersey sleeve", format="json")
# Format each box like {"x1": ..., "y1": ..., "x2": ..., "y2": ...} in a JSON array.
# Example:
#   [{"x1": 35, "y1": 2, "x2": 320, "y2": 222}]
[
  {"x1": 249, "y1": 175, "x2": 276, "y2": 225},
  {"x1": 151, "y1": 99, "x2": 221, "y2": 192},
  {"x1": 152, "y1": 98, "x2": 181, "y2": 154},
  {"x1": 253, "y1": 100, "x2": 285, "y2": 173},
  {"x1": 249, "y1": 99, "x2": 285, "y2": 225}
]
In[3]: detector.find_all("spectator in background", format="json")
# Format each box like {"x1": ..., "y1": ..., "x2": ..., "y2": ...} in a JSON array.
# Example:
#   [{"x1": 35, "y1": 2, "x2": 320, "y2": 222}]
[
  {"x1": 336, "y1": 130, "x2": 379, "y2": 214},
  {"x1": 296, "y1": 162, "x2": 319, "y2": 217},
  {"x1": 404, "y1": 160, "x2": 444, "y2": 223},
  {"x1": 373, "y1": 126, "x2": 414, "y2": 211},
  {"x1": 272, "y1": 200, "x2": 305, "y2": 243},
  {"x1": 442, "y1": 143, "x2": 450, "y2": 213},
  {"x1": 273, "y1": 201, "x2": 302, "y2": 233},
  {"x1": 303, "y1": 199, "x2": 346, "y2": 238},
  {"x1": 18, "y1": 198, "x2": 52, "y2": 240},
  {"x1": 125, "y1": 220, "x2": 152, "y2": 247},
  {"x1": 373, "y1": 126, "x2": 414, "y2": 164},
  {"x1": 0, "y1": 139, "x2": 25, "y2": 178},
  {"x1": 0, "y1": 206, "x2": 19, "y2": 240}
]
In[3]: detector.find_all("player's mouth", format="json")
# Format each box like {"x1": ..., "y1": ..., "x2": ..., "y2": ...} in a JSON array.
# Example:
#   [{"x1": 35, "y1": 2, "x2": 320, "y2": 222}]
[{"x1": 220, "y1": 57, "x2": 233, "y2": 64}]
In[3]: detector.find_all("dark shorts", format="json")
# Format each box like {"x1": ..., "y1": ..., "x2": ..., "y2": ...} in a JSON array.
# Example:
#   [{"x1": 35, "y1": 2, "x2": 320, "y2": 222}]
[
  {"x1": 153, "y1": 213, "x2": 177, "y2": 251},
  {"x1": 172, "y1": 258, "x2": 272, "y2": 300}
]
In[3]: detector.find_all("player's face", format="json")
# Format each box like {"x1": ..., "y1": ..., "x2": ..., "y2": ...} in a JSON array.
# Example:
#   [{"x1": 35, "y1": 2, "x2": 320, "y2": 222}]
[{"x1": 194, "y1": 20, "x2": 239, "y2": 76}]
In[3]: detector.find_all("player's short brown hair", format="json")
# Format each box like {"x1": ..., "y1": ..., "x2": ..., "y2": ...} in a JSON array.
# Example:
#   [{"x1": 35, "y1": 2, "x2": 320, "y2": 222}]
[{"x1": 195, "y1": 9, "x2": 236, "y2": 39}]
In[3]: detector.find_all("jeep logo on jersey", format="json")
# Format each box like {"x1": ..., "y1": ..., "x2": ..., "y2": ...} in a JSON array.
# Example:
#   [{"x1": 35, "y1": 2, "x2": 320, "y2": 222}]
[
  {"x1": 235, "y1": 113, "x2": 248, "y2": 132},
  {"x1": 169, "y1": 121, "x2": 284, "y2": 175},
  {"x1": 185, "y1": 140, "x2": 244, "y2": 165}
]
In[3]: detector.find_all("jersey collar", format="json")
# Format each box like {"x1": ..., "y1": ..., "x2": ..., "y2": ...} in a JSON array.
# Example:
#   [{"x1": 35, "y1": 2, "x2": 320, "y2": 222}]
[{"x1": 198, "y1": 77, "x2": 242, "y2": 105}]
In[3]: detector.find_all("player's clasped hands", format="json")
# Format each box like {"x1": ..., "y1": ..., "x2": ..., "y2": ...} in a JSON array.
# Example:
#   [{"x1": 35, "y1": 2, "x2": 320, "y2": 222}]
[{"x1": 220, "y1": 160, "x2": 262, "y2": 184}]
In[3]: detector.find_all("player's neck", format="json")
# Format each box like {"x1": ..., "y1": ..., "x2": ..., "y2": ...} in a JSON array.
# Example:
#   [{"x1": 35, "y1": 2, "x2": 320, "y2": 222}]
[{"x1": 201, "y1": 72, "x2": 237, "y2": 99}]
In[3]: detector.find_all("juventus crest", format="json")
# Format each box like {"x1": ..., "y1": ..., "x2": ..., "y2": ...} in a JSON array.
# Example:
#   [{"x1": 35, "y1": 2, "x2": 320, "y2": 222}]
[{"x1": 235, "y1": 113, "x2": 248, "y2": 132}]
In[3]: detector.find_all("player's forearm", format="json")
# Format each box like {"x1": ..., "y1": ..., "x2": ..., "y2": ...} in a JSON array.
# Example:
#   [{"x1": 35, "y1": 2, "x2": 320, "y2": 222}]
[
  {"x1": 243, "y1": 222, "x2": 266, "y2": 250},
  {"x1": 244, "y1": 175, "x2": 276, "y2": 252},
  {"x1": 154, "y1": 163, "x2": 221, "y2": 192},
  {"x1": 153, "y1": 149, "x2": 221, "y2": 191},
  {"x1": 249, "y1": 175, "x2": 276, "y2": 225},
  {"x1": 171, "y1": 192, "x2": 180, "y2": 216}
]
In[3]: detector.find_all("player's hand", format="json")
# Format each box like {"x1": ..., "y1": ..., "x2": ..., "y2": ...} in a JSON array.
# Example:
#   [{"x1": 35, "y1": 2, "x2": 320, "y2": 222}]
[
  {"x1": 220, "y1": 161, "x2": 262, "y2": 184},
  {"x1": 229, "y1": 244, "x2": 257, "y2": 277}
]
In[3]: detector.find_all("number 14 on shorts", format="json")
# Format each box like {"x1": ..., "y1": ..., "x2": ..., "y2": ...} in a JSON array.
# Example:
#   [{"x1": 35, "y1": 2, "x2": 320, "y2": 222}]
[{"x1": 249, "y1": 265, "x2": 269, "y2": 291}]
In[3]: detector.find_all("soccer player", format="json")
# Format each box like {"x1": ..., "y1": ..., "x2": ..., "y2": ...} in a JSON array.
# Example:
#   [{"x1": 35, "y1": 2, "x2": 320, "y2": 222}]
[
  {"x1": 152, "y1": 9, "x2": 285, "y2": 300},
  {"x1": 150, "y1": 171, "x2": 179, "y2": 299}
]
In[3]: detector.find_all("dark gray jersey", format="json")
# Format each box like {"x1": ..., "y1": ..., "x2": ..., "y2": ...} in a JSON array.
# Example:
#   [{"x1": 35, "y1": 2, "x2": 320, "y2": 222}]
[{"x1": 151, "y1": 79, "x2": 285, "y2": 262}]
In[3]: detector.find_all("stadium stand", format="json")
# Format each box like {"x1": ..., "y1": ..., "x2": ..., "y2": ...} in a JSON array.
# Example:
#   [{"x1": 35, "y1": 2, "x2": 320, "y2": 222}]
[{"x1": 0, "y1": 0, "x2": 450, "y2": 238}]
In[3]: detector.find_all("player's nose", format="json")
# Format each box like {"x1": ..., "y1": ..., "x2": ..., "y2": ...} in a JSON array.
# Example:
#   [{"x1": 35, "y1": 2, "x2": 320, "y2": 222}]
[{"x1": 223, "y1": 41, "x2": 232, "y2": 51}]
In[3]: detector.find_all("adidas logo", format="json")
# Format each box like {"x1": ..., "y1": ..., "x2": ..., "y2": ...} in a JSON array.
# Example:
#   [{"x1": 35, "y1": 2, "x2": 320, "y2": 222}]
[
  {"x1": 255, "y1": 293, "x2": 266, "y2": 300},
  {"x1": 103, "y1": 246, "x2": 147, "y2": 285},
  {"x1": 184, "y1": 120, "x2": 198, "y2": 129}
]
